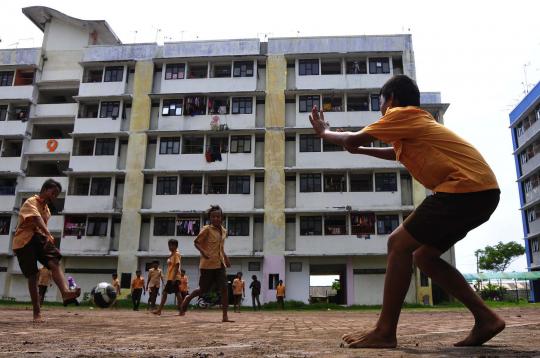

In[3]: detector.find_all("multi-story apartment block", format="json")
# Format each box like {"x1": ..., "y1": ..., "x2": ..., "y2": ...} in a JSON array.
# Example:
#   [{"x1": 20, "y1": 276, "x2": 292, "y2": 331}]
[
  {"x1": 510, "y1": 81, "x2": 540, "y2": 302},
  {"x1": 0, "y1": 6, "x2": 451, "y2": 305}
]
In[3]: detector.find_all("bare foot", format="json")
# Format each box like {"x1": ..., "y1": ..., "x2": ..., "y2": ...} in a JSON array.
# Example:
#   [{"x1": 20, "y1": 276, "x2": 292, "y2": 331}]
[
  {"x1": 178, "y1": 311, "x2": 185, "y2": 316},
  {"x1": 152, "y1": 310, "x2": 162, "y2": 316},
  {"x1": 342, "y1": 329, "x2": 397, "y2": 349},
  {"x1": 454, "y1": 316, "x2": 505, "y2": 346},
  {"x1": 62, "y1": 288, "x2": 81, "y2": 303},
  {"x1": 33, "y1": 315, "x2": 45, "y2": 323}
]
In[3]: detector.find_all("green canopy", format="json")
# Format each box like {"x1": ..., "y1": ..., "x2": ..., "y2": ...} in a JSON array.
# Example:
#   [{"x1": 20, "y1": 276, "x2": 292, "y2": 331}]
[{"x1": 463, "y1": 272, "x2": 540, "y2": 282}]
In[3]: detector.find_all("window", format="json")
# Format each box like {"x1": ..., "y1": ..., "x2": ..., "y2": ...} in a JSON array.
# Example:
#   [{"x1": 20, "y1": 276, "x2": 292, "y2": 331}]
[
  {"x1": 0, "y1": 216, "x2": 10, "y2": 235},
  {"x1": 90, "y1": 178, "x2": 111, "y2": 196},
  {"x1": 176, "y1": 217, "x2": 200, "y2": 236},
  {"x1": 347, "y1": 95, "x2": 369, "y2": 111},
  {"x1": 350, "y1": 173, "x2": 373, "y2": 192},
  {"x1": 323, "y1": 139, "x2": 344, "y2": 152},
  {"x1": 420, "y1": 271, "x2": 429, "y2": 287},
  {"x1": 86, "y1": 217, "x2": 108, "y2": 236},
  {"x1": 300, "y1": 174, "x2": 321, "y2": 192},
  {"x1": 351, "y1": 212, "x2": 376, "y2": 235},
  {"x1": 368, "y1": 58, "x2": 390, "y2": 74},
  {"x1": 298, "y1": 59, "x2": 319, "y2": 76},
  {"x1": 532, "y1": 238, "x2": 539, "y2": 252},
  {"x1": 99, "y1": 101, "x2": 120, "y2": 118},
  {"x1": 159, "y1": 137, "x2": 180, "y2": 154},
  {"x1": 95, "y1": 138, "x2": 115, "y2": 155},
  {"x1": 300, "y1": 216, "x2": 322, "y2": 235},
  {"x1": 229, "y1": 176, "x2": 250, "y2": 194},
  {"x1": 187, "y1": 63, "x2": 208, "y2": 79},
  {"x1": 324, "y1": 174, "x2": 346, "y2": 192},
  {"x1": 0, "y1": 178, "x2": 16, "y2": 195},
  {"x1": 79, "y1": 103, "x2": 99, "y2": 118},
  {"x1": 104, "y1": 66, "x2": 124, "y2": 82},
  {"x1": 206, "y1": 176, "x2": 227, "y2": 194},
  {"x1": 233, "y1": 61, "x2": 254, "y2": 77},
  {"x1": 154, "y1": 217, "x2": 176, "y2": 236},
  {"x1": 373, "y1": 139, "x2": 390, "y2": 148},
  {"x1": 212, "y1": 63, "x2": 232, "y2": 78},
  {"x1": 269, "y1": 273, "x2": 280, "y2": 290},
  {"x1": 230, "y1": 136, "x2": 251, "y2": 153},
  {"x1": 0, "y1": 71, "x2": 14, "y2": 86},
  {"x1": 248, "y1": 262, "x2": 261, "y2": 271},
  {"x1": 370, "y1": 95, "x2": 380, "y2": 112},
  {"x1": 208, "y1": 97, "x2": 229, "y2": 115},
  {"x1": 84, "y1": 68, "x2": 103, "y2": 83},
  {"x1": 228, "y1": 217, "x2": 250, "y2": 236},
  {"x1": 182, "y1": 136, "x2": 204, "y2": 154},
  {"x1": 165, "y1": 63, "x2": 185, "y2": 80},
  {"x1": 180, "y1": 176, "x2": 202, "y2": 194},
  {"x1": 184, "y1": 96, "x2": 207, "y2": 116},
  {"x1": 73, "y1": 178, "x2": 90, "y2": 195},
  {"x1": 325, "y1": 215, "x2": 347, "y2": 235},
  {"x1": 376, "y1": 215, "x2": 399, "y2": 234},
  {"x1": 162, "y1": 99, "x2": 183, "y2": 116},
  {"x1": 77, "y1": 140, "x2": 94, "y2": 156},
  {"x1": 156, "y1": 176, "x2": 178, "y2": 195},
  {"x1": 10, "y1": 106, "x2": 29, "y2": 121},
  {"x1": 0, "y1": 106, "x2": 7, "y2": 121},
  {"x1": 299, "y1": 134, "x2": 321, "y2": 152},
  {"x1": 289, "y1": 262, "x2": 302, "y2": 272},
  {"x1": 375, "y1": 173, "x2": 397, "y2": 192},
  {"x1": 346, "y1": 59, "x2": 367, "y2": 74},
  {"x1": 63, "y1": 216, "x2": 86, "y2": 236},
  {"x1": 322, "y1": 95, "x2": 343, "y2": 112},
  {"x1": 299, "y1": 95, "x2": 320, "y2": 113},
  {"x1": 231, "y1": 97, "x2": 252, "y2": 114},
  {"x1": 321, "y1": 60, "x2": 342, "y2": 75}
]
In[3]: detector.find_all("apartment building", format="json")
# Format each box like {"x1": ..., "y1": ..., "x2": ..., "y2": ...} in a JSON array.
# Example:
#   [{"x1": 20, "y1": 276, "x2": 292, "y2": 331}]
[
  {"x1": 0, "y1": 6, "x2": 451, "y2": 305},
  {"x1": 510, "y1": 81, "x2": 540, "y2": 302}
]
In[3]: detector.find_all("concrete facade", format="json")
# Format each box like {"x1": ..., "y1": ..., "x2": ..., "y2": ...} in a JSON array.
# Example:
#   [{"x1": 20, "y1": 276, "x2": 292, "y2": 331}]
[{"x1": 0, "y1": 7, "x2": 452, "y2": 306}]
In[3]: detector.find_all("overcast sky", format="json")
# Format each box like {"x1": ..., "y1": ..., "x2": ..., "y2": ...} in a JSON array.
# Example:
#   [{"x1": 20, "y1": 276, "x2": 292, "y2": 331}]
[{"x1": 2, "y1": 0, "x2": 539, "y2": 273}]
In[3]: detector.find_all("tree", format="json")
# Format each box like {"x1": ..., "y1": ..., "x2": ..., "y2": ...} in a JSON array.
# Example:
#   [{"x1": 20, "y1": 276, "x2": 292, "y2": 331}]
[{"x1": 477, "y1": 241, "x2": 525, "y2": 272}]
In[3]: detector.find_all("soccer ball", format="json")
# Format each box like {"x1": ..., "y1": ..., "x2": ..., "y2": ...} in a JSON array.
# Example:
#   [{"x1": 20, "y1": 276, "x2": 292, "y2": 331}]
[{"x1": 91, "y1": 282, "x2": 117, "y2": 308}]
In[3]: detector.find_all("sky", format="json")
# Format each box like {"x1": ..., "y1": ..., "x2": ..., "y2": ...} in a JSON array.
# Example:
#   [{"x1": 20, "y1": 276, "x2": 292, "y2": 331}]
[{"x1": 1, "y1": 0, "x2": 539, "y2": 274}]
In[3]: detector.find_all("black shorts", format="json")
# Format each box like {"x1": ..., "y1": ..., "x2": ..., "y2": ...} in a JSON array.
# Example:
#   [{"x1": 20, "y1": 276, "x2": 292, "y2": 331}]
[
  {"x1": 403, "y1": 189, "x2": 500, "y2": 253},
  {"x1": 164, "y1": 280, "x2": 180, "y2": 294},
  {"x1": 199, "y1": 267, "x2": 227, "y2": 294},
  {"x1": 14, "y1": 234, "x2": 61, "y2": 278}
]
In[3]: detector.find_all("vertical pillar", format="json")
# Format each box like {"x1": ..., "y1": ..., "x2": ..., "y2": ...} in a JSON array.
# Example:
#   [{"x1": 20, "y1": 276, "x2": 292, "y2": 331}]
[
  {"x1": 346, "y1": 256, "x2": 355, "y2": 305},
  {"x1": 262, "y1": 55, "x2": 287, "y2": 303},
  {"x1": 117, "y1": 61, "x2": 153, "y2": 281}
]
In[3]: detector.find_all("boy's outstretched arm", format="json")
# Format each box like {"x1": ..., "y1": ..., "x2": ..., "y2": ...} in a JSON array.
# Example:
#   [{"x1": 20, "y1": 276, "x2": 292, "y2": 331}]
[
  {"x1": 346, "y1": 146, "x2": 396, "y2": 160},
  {"x1": 309, "y1": 106, "x2": 375, "y2": 150}
]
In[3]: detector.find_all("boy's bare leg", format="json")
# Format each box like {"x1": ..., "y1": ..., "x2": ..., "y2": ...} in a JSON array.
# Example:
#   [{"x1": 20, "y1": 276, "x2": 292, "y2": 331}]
[
  {"x1": 412, "y1": 245, "x2": 505, "y2": 346},
  {"x1": 343, "y1": 225, "x2": 420, "y2": 348},
  {"x1": 27, "y1": 274, "x2": 42, "y2": 322},
  {"x1": 153, "y1": 292, "x2": 168, "y2": 315},
  {"x1": 221, "y1": 286, "x2": 234, "y2": 322},
  {"x1": 179, "y1": 288, "x2": 200, "y2": 316},
  {"x1": 175, "y1": 292, "x2": 183, "y2": 314},
  {"x1": 48, "y1": 261, "x2": 80, "y2": 301}
]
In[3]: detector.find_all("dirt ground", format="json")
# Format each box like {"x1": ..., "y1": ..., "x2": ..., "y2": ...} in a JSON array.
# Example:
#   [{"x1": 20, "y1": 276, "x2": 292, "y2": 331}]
[{"x1": 0, "y1": 306, "x2": 539, "y2": 357}]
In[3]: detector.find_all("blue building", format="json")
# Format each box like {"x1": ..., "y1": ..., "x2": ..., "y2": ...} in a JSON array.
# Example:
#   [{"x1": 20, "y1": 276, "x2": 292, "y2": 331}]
[{"x1": 509, "y1": 81, "x2": 540, "y2": 302}]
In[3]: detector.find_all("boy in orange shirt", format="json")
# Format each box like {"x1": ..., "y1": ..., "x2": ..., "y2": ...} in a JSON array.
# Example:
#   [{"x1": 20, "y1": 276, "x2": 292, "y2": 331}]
[
  {"x1": 12, "y1": 179, "x2": 80, "y2": 322},
  {"x1": 179, "y1": 269, "x2": 189, "y2": 300},
  {"x1": 131, "y1": 270, "x2": 145, "y2": 311},
  {"x1": 180, "y1": 205, "x2": 233, "y2": 322},
  {"x1": 111, "y1": 273, "x2": 121, "y2": 309},
  {"x1": 309, "y1": 75, "x2": 503, "y2": 348},
  {"x1": 275, "y1": 280, "x2": 285, "y2": 310},
  {"x1": 146, "y1": 261, "x2": 164, "y2": 310},
  {"x1": 232, "y1": 272, "x2": 245, "y2": 312},
  {"x1": 153, "y1": 239, "x2": 183, "y2": 315}
]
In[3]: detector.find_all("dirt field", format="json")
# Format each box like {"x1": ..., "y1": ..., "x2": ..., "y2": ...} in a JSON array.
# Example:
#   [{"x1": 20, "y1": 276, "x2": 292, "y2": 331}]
[{"x1": 0, "y1": 306, "x2": 539, "y2": 357}]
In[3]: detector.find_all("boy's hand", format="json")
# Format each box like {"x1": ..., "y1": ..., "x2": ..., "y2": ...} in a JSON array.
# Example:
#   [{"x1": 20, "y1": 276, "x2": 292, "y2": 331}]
[{"x1": 309, "y1": 106, "x2": 329, "y2": 137}]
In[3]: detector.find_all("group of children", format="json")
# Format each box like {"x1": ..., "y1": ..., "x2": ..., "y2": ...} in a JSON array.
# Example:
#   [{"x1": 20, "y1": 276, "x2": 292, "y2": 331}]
[{"x1": 14, "y1": 74, "x2": 505, "y2": 348}]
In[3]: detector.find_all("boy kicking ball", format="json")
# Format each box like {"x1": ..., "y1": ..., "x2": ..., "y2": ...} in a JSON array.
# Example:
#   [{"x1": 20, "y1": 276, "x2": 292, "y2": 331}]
[
  {"x1": 309, "y1": 75, "x2": 504, "y2": 348},
  {"x1": 180, "y1": 205, "x2": 233, "y2": 322},
  {"x1": 13, "y1": 179, "x2": 80, "y2": 322}
]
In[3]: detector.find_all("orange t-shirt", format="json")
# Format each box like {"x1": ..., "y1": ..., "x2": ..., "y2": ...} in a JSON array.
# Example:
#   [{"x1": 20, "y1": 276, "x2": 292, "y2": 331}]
[
  {"x1": 232, "y1": 278, "x2": 245, "y2": 295},
  {"x1": 167, "y1": 250, "x2": 182, "y2": 281},
  {"x1": 362, "y1": 106, "x2": 499, "y2": 193},
  {"x1": 131, "y1": 277, "x2": 145, "y2": 289},
  {"x1": 276, "y1": 284, "x2": 286, "y2": 297},
  {"x1": 179, "y1": 275, "x2": 189, "y2": 292},
  {"x1": 194, "y1": 225, "x2": 227, "y2": 269},
  {"x1": 13, "y1": 195, "x2": 52, "y2": 250}
]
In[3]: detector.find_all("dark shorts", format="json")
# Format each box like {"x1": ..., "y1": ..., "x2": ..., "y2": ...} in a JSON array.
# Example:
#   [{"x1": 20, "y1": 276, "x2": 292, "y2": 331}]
[
  {"x1": 199, "y1": 267, "x2": 227, "y2": 294},
  {"x1": 14, "y1": 234, "x2": 61, "y2": 278},
  {"x1": 164, "y1": 280, "x2": 180, "y2": 294},
  {"x1": 403, "y1": 189, "x2": 500, "y2": 253}
]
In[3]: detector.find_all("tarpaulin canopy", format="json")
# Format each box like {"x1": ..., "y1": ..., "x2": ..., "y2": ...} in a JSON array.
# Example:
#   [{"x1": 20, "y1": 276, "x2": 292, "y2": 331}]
[{"x1": 462, "y1": 272, "x2": 540, "y2": 282}]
